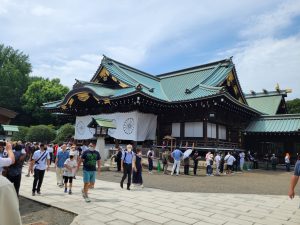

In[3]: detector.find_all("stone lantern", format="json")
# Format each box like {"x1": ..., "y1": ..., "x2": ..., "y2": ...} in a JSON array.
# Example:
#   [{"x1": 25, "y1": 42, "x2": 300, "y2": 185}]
[{"x1": 87, "y1": 117, "x2": 116, "y2": 160}]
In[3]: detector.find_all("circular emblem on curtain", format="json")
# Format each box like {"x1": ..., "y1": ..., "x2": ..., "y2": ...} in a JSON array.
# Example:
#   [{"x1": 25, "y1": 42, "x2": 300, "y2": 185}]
[
  {"x1": 123, "y1": 118, "x2": 134, "y2": 135},
  {"x1": 76, "y1": 121, "x2": 85, "y2": 135}
]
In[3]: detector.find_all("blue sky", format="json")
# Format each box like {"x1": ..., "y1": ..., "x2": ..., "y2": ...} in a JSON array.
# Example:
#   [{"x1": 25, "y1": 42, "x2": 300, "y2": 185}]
[{"x1": 1, "y1": 0, "x2": 300, "y2": 99}]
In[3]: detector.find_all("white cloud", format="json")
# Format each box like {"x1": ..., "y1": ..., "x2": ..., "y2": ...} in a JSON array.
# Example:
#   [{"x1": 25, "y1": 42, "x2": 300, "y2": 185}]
[
  {"x1": 232, "y1": 37, "x2": 300, "y2": 99},
  {"x1": 240, "y1": 0, "x2": 300, "y2": 38},
  {"x1": 31, "y1": 5, "x2": 54, "y2": 16},
  {"x1": 32, "y1": 54, "x2": 102, "y2": 87}
]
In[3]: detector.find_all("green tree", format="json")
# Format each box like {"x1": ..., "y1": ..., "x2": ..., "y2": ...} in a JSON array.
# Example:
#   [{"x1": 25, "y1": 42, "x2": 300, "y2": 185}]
[
  {"x1": 286, "y1": 98, "x2": 300, "y2": 114},
  {"x1": 0, "y1": 44, "x2": 31, "y2": 111},
  {"x1": 26, "y1": 125, "x2": 56, "y2": 143},
  {"x1": 22, "y1": 78, "x2": 69, "y2": 124},
  {"x1": 54, "y1": 123, "x2": 75, "y2": 143},
  {"x1": 11, "y1": 126, "x2": 29, "y2": 141}
]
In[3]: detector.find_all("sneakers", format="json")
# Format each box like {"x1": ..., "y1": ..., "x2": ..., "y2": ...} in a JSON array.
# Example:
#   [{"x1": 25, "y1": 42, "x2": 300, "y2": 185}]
[
  {"x1": 69, "y1": 190, "x2": 72, "y2": 195},
  {"x1": 64, "y1": 188, "x2": 67, "y2": 193},
  {"x1": 37, "y1": 191, "x2": 41, "y2": 195},
  {"x1": 32, "y1": 192, "x2": 35, "y2": 196},
  {"x1": 85, "y1": 197, "x2": 91, "y2": 203}
]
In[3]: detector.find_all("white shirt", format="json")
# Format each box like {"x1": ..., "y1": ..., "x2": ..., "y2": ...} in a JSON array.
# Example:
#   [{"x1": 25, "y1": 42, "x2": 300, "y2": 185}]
[
  {"x1": 215, "y1": 155, "x2": 221, "y2": 164},
  {"x1": 0, "y1": 157, "x2": 12, "y2": 173},
  {"x1": 32, "y1": 150, "x2": 50, "y2": 170},
  {"x1": 70, "y1": 150, "x2": 79, "y2": 160},
  {"x1": 63, "y1": 158, "x2": 77, "y2": 177},
  {"x1": 0, "y1": 176, "x2": 22, "y2": 225},
  {"x1": 47, "y1": 147, "x2": 54, "y2": 153},
  {"x1": 239, "y1": 152, "x2": 245, "y2": 160},
  {"x1": 225, "y1": 155, "x2": 236, "y2": 166}
]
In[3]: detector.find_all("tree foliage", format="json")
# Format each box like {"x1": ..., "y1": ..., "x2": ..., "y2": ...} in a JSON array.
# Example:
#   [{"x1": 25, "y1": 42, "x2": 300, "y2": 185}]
[
  {"x1": 25, "y1": 125, "x2": 56, "y2": 143},
  {"x1": 11, "y1": 126, "x2": 29, "y2": 142},
  {"x1": 286, "y1": 98, "x2": 300, "y2": 114},
  {"x1": 22, "y1": 78, "x2": 69, "y2": 124},
  {"x1": 0, "y1": 44, "x2": 31, "y2": 111},
  {"x1": 54, "y1": 123, "x2": 75, "y2": 144}
]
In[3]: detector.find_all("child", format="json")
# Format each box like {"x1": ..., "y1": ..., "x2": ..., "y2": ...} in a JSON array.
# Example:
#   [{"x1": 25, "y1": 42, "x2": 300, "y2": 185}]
[{"x1": 63, "y1": 151, "x2": 77, "y2": 194}]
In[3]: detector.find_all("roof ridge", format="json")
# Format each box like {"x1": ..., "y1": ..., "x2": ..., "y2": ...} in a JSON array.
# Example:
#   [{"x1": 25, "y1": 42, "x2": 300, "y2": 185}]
[
  {"x1": 245, "y1": 90, "x2": 287, "y2": 98},
  {"x1": 260, "y1": 114, "x2": 300, "y2": 119},
  {"x1": 103, "y1": 55, "x2": 159, "y2": 81},
  {"x1": 157, "y1": 58, "x2": 232, "y2": 78}
]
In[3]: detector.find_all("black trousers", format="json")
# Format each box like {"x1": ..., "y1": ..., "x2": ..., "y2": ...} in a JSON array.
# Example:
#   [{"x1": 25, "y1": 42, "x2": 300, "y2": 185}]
[
  {"x1": 7, "y1": 174, "x2": 22, "y2": 196},
  {"x1": 32, "y1": 169, "x2": 45, "y2": 193},
  {"x1": 148, "y1": 159, "x2": 153, "y2": 171},
  {"x1": 117, "y1": 160, "x2": 121, "y2": 171},
  {"x1": 193, "y1": 163, "x2": 198, "y2": 175},
  {"x1": 184, "y1": 165, "x2": 189, "y2": 175},
  {"x1": 121, "y1": 163, "x2": 132, "y2": 186}
]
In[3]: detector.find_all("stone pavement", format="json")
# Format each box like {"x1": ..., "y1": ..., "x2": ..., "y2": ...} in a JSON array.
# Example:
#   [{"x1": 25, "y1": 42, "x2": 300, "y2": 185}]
[{"x1": 20, "y1": 167, "x2": 300, "y2": 225}]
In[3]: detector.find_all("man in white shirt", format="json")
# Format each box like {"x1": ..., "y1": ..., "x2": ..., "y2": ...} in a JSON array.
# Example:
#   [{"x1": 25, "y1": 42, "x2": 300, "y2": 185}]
[
  {"x1": 30, "y1": 143, "x2": 50, "y2": 196},
  {"x1": 225, "y1": 152, "x2": 236, "y2": 174}
]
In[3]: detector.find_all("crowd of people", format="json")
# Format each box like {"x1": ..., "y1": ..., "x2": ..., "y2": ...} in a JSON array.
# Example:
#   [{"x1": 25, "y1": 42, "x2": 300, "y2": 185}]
[{"x1": 1, "y1": 139, "x2": 300, "y2": 225}]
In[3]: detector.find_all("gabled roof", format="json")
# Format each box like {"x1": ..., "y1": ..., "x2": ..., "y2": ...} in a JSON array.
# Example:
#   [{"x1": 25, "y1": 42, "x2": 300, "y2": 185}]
[
  {"x1": 245, "y1": 90, "x2": 288, "y2": 115},
  {"x1": 245, "y1": 114, "x2": 300, "y2": 133},
  {"x1": 0, "y1": 107, "x2": 18, "y2": 118}
]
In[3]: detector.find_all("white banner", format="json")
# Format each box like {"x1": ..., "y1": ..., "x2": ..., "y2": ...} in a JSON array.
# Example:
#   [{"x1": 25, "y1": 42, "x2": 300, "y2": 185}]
[{"x1": 74, "y1": 111, "x2": 157, "y2": 141}]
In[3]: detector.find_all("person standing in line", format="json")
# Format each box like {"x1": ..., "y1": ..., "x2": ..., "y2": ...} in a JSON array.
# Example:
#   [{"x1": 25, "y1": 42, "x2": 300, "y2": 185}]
[
  {"x1": 63, "y1": 151, "x2": 77, "y2": 194},
  {"x1": 225, "y1": 152, "x2": 236, "y2": 175},
  {"x1": 288, "y1": 154, "x2": 300, "y2": 200},
  {"x1": 219, "y1": 153, "x2": 225, "y2": 174},
  {"x1": 55, "y1": 144, "x2": 69, "y2": 187},
  {"x1": 285, "y1": 153, "x2": 291, "y2": 172},
  {"x1": 214, "y1": 152, "x2": 221, "y2": 176},
  {"x1": 7, "y1": 143, "x2": 26, "y2": 196},
  {"x1": 271, "y1": 154, "x2": 278, "y2": 171},
  {"x1": 183, "y1": 155, "x2": 190, "y2": 175},
  {"x1": 0, "y1": 141, "x2": 15, "y2": 174},
  {"x1": 132, "y1": 148, "x2": 143, "y2": 188},
  {"x1": 206, "y1": 153, "x2": 214, "y2": 176},
  {"x1": 120, "y1": 144, "x2": 134, "y2": 190},
  {"x1": 78, "y1": 143, "x2": 101, "y2": 203},
  {"x1": 192, "y1": 151, "x2": 201, "y2": 176},
  {"x1": 171, "y1": 147, "x2": 183, "y2": 176},
  {"x1": 147, "y1": 148, "x2": 154, "y2": 174},
  {"x1": 30, "y1": 143, "x2": 50, "y2": 196},
  {"x1": 239, "y1": 151, "x2": 245, "y2": 171},
  {"x1": 162, "y1": 149, "x2": 169, "y2": 174},
  {"x1": 47, "y1": 144, "x2": 54, "y2": 165},
  {"x1": 116, "y1": 146, "x2": 123, "y2": 172}
]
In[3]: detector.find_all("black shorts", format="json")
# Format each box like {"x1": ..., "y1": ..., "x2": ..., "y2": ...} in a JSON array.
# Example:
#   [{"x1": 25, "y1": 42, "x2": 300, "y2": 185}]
[
  {"x1": 227, "y1": 165, "x2": 233, "y2": 171},
  {"x1": 63, "y1": 176, "x2": 73, "y2": 184}
]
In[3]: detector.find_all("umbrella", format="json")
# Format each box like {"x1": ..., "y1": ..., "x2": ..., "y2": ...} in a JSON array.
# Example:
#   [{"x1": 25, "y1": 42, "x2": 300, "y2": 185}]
[{"x1": 183, "y1": 149, "x2": 193, "y2": 159}]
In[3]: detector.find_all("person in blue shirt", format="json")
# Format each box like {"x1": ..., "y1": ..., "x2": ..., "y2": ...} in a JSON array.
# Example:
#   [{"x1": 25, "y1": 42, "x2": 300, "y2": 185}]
[
  {"x1": 288, "y1": 154, "x2": 300, "y2": 200},
  {"x1": 55, "y1": 144, "x2": 69, "y2": 187},
  {"x1": 171, "y1": 147, "x2": 183, "y2": 176},
  {"x1": 120, "y1": 144, "x2": 134, "y2": 190}
]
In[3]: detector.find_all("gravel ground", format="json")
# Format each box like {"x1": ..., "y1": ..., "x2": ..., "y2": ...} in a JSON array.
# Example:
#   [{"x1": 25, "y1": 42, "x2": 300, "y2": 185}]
[
  {"x1": 68, "y1": 166, "x2": 296, "y2": 195},
  {"x1": 20, "y1": 196, "x2": 75, "y2": 225}
]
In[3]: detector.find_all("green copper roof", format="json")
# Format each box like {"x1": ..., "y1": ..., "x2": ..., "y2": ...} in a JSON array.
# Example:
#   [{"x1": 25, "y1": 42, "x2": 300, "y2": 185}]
[
  {"x1": 245, "y1": 114, "x2": 300, "y2": 133},
  {"x1": 88, "y1": 118, "x2": 116, "y2": 129},
  {"x1": 245, "y1": 90, "x2": 288, "y2": 115},
  {"x1": 1, "y1": 125, "x2": 19, "y2": 132},
  {"x1": 246, "y1": 95, "x2": 282, "y2": 115}
]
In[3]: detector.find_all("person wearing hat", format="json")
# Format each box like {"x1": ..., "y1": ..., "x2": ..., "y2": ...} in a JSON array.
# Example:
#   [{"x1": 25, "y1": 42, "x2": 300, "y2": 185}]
[
  {"x1": 78, "y1": 143, "x2": 101, "y2": 202},
  {"x1": 63, "y1": 151, "x2": 77, "y2": 194},
  {"x1": 120, "y1": 144, "x2": 134, "y2": 190}
]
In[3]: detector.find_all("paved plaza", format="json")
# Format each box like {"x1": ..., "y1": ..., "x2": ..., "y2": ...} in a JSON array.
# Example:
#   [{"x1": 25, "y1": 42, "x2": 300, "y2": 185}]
[{"x1": 19, "y1": 166, "x2": 300, "y2": 225}]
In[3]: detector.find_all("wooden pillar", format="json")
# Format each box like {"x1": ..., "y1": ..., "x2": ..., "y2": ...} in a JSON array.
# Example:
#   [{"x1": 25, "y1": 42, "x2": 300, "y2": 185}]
[
  {"x1": 203, "y1": 119, "x2": 208, "y2": 146},
  {"x1": 216, "y1": 124, "x2": 219, "y2": 147}
]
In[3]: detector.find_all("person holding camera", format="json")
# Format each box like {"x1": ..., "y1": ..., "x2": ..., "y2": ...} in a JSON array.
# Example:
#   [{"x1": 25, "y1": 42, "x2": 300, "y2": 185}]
[
  {"x1": 0, "y1": 141, "x2": 15, "y2": 173},
  {"x1": 30, "y1": 143, "x2": 50, "y2": 196}
]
